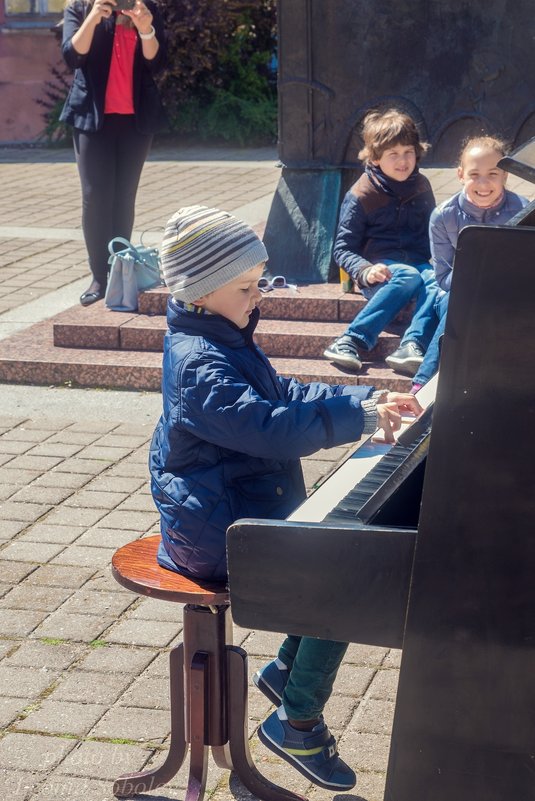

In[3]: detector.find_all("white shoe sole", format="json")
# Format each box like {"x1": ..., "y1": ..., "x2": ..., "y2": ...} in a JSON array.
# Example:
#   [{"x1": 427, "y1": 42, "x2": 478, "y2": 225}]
[{"x1": 323, "y1": 349, "x2": 362, "y2": 371}]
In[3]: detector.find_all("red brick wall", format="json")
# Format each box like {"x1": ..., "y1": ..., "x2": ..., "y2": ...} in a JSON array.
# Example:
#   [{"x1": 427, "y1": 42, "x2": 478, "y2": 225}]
[{"x1": 0, "y1": 26, "x2": 63, "y2": 143}]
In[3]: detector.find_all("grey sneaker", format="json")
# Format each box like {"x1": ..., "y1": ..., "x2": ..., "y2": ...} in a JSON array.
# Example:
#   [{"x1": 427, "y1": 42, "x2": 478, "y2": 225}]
[
  {"x1": 385, "y1": 341, "x2": 424, "y2": 376},
  {"x1": 323, "y1": 335, "x2": 362, "y2": 371}
]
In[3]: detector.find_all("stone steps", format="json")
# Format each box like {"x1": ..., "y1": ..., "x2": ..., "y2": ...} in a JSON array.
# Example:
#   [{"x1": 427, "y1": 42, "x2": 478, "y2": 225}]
[{"x1": 0, "y1": 283, "x2": 415, "y2": 392}]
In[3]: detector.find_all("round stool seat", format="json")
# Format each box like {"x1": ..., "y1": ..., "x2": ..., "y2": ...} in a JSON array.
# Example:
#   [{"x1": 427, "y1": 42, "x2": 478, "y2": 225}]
[{"x1": 111, "y1": 535, "x2": 228, "y2": 606}]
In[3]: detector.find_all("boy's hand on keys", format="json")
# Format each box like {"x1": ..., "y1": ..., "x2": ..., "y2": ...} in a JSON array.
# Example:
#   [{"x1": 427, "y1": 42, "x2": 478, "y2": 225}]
[{"x1": 376, "y1": 393, "x2": 423, "y2": 444}]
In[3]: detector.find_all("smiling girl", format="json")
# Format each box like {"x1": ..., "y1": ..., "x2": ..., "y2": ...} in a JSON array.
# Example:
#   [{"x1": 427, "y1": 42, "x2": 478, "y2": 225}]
[{"x1": 411, "y1": 135, "x2": 528, "y2": 390}]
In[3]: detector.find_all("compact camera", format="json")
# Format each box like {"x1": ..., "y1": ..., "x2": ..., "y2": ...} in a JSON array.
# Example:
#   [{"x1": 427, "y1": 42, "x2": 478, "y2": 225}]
[{"x1": 114, "y1": 0, "x2": 136, "y2": 11}]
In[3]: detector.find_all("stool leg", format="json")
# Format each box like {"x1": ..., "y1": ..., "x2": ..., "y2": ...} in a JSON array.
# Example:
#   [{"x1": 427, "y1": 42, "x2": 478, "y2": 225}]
[
  {"x1": 226, "y1": 646, "x2": 307, "y2": 801},
  {"x1": 185, "y1": 651, "x2": 209, "y2": 801},
  {"x1": 113, "y1": 643, "x2": 188, "y2": 797}
]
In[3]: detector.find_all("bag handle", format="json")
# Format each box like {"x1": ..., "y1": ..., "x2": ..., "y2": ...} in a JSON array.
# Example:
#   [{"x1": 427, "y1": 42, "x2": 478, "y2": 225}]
[
  {"x1": 108, "y1": 237, "x2": 140, "y2": 258},
  {"x1": 139, "y1": 227, "x2": 165, "y2": 248}
]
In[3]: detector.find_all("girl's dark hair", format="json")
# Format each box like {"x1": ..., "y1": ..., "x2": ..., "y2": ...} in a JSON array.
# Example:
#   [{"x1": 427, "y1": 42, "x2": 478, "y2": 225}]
[
  {"x1": 458, "y1": 135, "x2": 509, "y2": 168},
  {"x1": 358, "y1": 109, "x2": 430, "y2": 164}
]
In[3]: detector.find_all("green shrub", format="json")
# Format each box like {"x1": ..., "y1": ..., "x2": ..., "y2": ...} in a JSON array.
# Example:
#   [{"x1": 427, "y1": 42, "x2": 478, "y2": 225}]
[{"x1": 38, "y1": 0, "x2": 277, "y2": 146}]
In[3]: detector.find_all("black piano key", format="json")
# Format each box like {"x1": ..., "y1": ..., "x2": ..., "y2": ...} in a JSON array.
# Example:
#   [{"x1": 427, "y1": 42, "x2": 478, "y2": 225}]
[{"x1": 324, "y1": 404, "x2": 434, "y2": 526}]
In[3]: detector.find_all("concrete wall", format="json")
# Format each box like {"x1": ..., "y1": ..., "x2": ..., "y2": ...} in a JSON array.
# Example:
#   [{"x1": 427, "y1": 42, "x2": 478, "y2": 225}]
[{"x1": 0, "y1": 28, "x2": 62, "y2": 143}]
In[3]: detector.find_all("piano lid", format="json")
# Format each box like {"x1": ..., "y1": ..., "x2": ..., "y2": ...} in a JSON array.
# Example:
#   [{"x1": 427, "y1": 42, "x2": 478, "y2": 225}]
[{"x1": 497, "y1": 135, "x2": 535, "y2": 183}]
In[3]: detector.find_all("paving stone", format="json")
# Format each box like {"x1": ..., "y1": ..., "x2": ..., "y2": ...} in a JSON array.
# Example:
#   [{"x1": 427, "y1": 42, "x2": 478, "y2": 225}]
[
  {"x1": 0, "y1": 660, "x2": 59, "y2": 701},
  {"x1": 30, "y1": 773, "x2": 129, "y2": 801},
  {"x1": 116, "y1": 494, "x2": 157, "y2": 512},
  {"x1": 55, "y1": 739, "x2": 150, "y2": 781},
  {"x1": 341, "y1": 730, "x2": 392, "y2": 774},
  {"x1": 50, "y1": 544, "x2": 115, "y2": 569},
  {"x1": 106, "y1": 618, "x2": 179, "y2": 648},
  {"x1": 3, "y1": 455, "x2": 64, "y2": 471},
  {"x1": 367, "y1": 668, "x2": 400, "y2": 701},
  {"x1": 0, "y1": 732, "x2": 76, "y2": 772},
  {"x1": 17, "y1": 523, "x2": 86, "y2": 544},
  {"x1": 53, "y1": 458, "x2": 111, "y2": 475},
  {"x1": 66, "y1": 422, "x2": 118, "y2": 434},
  {"x1": 0, "y1": 583, "x2": 72, "y2": 611},
  {"x1": 47, "y1": 431, "x2": 103, "y2": 446},
  {"x1": 36, "y1": 471, "x2": 94, "y2": 489},
  {"x1": 345, "y1": 643, "x2": 389, "y2": 667},
  {"x1": 0, "y1": 608, "x2": 47, "y2": 636},
  {"x1": 23, "y1": 563, "x2": 96, "y2": 588},
  {"x1": 62, "y1": 489, "x2": 129, "y2": 509},
  {"x1": 32, "y1": 611, "x2": 115, "y2": 643},
  {"x1": 0, "y1": 769, "x2": 42, "y2": 801},
  {"x1": 94, "y1": 509, "x2": 159, "y2": 531},
  {"x1": 27, "y1": 442, "x2": 85, "y2": 459},
  {"x1": 0, "y1": 439, "x2": 34, "y2": 455},
  {"x1": 118, "y1": 675, "x2": 170, "y2": 710},
  {"x1": 0, "y1": 501, "x2": 53, "y2": 522},
  {"x1": 128, "y1": 597, "x2": 184, "y2": 624},
  {"x1": 89, "y1": 705, "x2": 170, "y2": 742},
  {"x1": 11, "y1": 485, "x2": 76, "y2": 505},
  {"x1": 382, "y1": 648, "x2": 402, "y2": 668},
  {"x1": 15, "y1": 700, "x2": 108, "y2": 737},
  {"x1": 77, "y1": 644, "x2": 156, "y2": 675},
  {"x1": 75, "y1": 526, "x2": 141, "y2": 548},
  {"x1": 240, "y1": 629, "x2": 284, "y2": 658},
  {"x1": 93, "y1": 433, "x2": 150, "y2": 449},
  {"x1": 0, "y1": 540, "x2": 65, "y2": 562},
  {"x1": 105, "y1": 462, "x2": 150, "y2": 478},
  {"x1": 0, "y1": 696, "x2": 28, "y2": 728},
  {"x1": 59, "y1": 588, "x2": 134, "y2": 618},
  {"x1": 41, "y1": 505, "x2": 108, "y2": 527},
  {"x1": 75, "y1": 445, "x2": 133, "y2": 462},
  {"x1": 4, "y1": 640, "x2": 83, "y2": 670},
  {"x1": 0, "y1": 483, "x2": 20, "y2": 501},
  {"x1": 84, "y1": 474, "x2": 145, "y2": 494},
  {"x1": 333, "y1": 663, "x2": 376, "y2": 698},
  {"x1": 348, "y1": 697, "x2": 396, "y2": 737},
  {"x1": 0, "y1": 559, "x2": 36, "y2": 584},
  {"x1": 48, "y1": 670, "x2": 133, "y2": 706}
]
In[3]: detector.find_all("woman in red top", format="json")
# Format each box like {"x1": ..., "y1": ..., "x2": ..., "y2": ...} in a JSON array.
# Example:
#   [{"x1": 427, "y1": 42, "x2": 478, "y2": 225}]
[{"x1": 60, "y1": 0, "x2": 167, "y2": 305}]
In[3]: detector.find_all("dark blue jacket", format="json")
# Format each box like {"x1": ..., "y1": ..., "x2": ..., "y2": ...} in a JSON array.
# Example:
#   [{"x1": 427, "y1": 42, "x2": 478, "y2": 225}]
[
  {"x1": 333, "y1": 165, "x2": 435, "y2": 287},
  {"x1": 60, "y1": 0, "x2": 167, "y2": 134},
  {"x1": 149, "y1": 299, "x2": 378, "y2": 581}
]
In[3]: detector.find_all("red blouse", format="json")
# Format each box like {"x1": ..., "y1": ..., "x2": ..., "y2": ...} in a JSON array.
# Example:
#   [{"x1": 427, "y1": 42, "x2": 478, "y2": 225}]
[{"x1": 104, "y1": 21, "x2": 137, "y2": 115}]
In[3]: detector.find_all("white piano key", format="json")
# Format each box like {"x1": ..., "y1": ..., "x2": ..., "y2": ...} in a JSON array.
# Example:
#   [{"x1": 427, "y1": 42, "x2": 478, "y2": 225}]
[{"x1": 288, "y1": 374, "x2": 438, "y2": 523}]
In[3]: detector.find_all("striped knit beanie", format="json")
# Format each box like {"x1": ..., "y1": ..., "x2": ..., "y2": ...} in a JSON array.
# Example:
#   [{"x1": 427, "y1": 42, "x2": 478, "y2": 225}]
[{"x1": 161, "y1": 206, "x2": 268, "y2": 303}]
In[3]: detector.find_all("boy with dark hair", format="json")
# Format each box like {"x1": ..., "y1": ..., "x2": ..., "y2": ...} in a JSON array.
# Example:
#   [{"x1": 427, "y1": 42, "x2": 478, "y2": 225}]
[
  {"x1": 150, "y1": 205, "x2": 422, "y2": 791},
  {"x1": 324, "y1": 108, "x2": 440, "y2": 377}
]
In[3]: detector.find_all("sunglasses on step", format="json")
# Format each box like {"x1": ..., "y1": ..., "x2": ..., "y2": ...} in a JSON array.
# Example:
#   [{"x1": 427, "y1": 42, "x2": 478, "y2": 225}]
[{"x1": 258, "y1": 275, "x2": 295, "y2": 292}]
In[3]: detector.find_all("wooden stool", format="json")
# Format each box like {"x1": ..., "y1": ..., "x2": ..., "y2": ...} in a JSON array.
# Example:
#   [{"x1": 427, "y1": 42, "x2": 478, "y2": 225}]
[{"x1": 111, "y1": 536, "x2": 305, "y2": 801}]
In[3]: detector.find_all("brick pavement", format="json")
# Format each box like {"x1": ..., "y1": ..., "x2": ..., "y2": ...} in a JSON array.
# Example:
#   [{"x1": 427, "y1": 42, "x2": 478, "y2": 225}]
[{"x1": 1, "y1": 145, "x2": 535, "y2": 801}]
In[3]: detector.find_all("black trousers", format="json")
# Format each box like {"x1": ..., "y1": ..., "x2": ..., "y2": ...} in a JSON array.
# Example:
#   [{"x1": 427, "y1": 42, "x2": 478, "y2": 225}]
[{"x1": 73, "y1": 114, "x2": 152, "y2": 288}]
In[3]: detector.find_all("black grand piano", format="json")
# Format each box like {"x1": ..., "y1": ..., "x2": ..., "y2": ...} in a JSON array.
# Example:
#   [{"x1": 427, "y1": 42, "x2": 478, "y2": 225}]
[{"x1": 227, "y1": 140, "x2": 535, "y2": 801}]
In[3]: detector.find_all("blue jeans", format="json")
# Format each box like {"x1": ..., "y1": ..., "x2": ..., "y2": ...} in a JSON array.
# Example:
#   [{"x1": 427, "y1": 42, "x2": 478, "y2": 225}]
[
  {"x1": 278, "y1": 635, "x2": 348, "y2": 720},
  {"x1": 344, "y1": 261, "x2": 441, "y2": 352},
  {"x1": 413, "y1": 292, "x2": 450, "y2": 386}
]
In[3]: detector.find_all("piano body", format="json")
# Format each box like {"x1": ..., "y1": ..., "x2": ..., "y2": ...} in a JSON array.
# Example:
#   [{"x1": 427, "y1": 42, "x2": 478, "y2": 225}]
[{"x1": 227, "y1": 141, "x2": 535, "y2": 800}]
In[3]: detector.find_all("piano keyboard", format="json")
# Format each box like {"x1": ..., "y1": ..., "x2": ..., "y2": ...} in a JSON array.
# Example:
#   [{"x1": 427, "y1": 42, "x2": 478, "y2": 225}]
[{"x1": 288, "y1": 375, "x2": 438, "y2": 524}]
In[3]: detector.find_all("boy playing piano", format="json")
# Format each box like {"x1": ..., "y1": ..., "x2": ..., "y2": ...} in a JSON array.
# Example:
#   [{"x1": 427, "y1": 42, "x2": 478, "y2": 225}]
[{"x1": 150, "y1": 205, "x2": 422, "y2": 791}]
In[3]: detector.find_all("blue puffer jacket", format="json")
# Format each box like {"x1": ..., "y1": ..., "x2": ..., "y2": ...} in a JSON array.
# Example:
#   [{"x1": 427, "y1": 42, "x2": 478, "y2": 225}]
[
  {"x1": 149, "y1": 299, "x2": 378, "y2": 581},
  {"x1": 430, "y1": 189, "x2": 528, "y2": 291}
]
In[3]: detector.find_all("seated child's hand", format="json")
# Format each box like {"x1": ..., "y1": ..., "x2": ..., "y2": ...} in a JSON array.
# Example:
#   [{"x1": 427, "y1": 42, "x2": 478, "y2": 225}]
[
  {"x1": 367, "y1": 263, "x2": 392, "y2": 284},
  {"x1": 376, "y1": 393, "x2": 423, "y2": 444}
]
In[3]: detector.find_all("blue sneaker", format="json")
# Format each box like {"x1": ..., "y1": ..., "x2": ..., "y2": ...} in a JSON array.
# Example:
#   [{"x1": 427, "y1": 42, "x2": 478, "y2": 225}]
[
  {"x1": 258, "y1": 706, "x2": 356, "y2": 791},
  {"x1": 253, "y1": 658, "x2": 289, "y2": 705}
]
